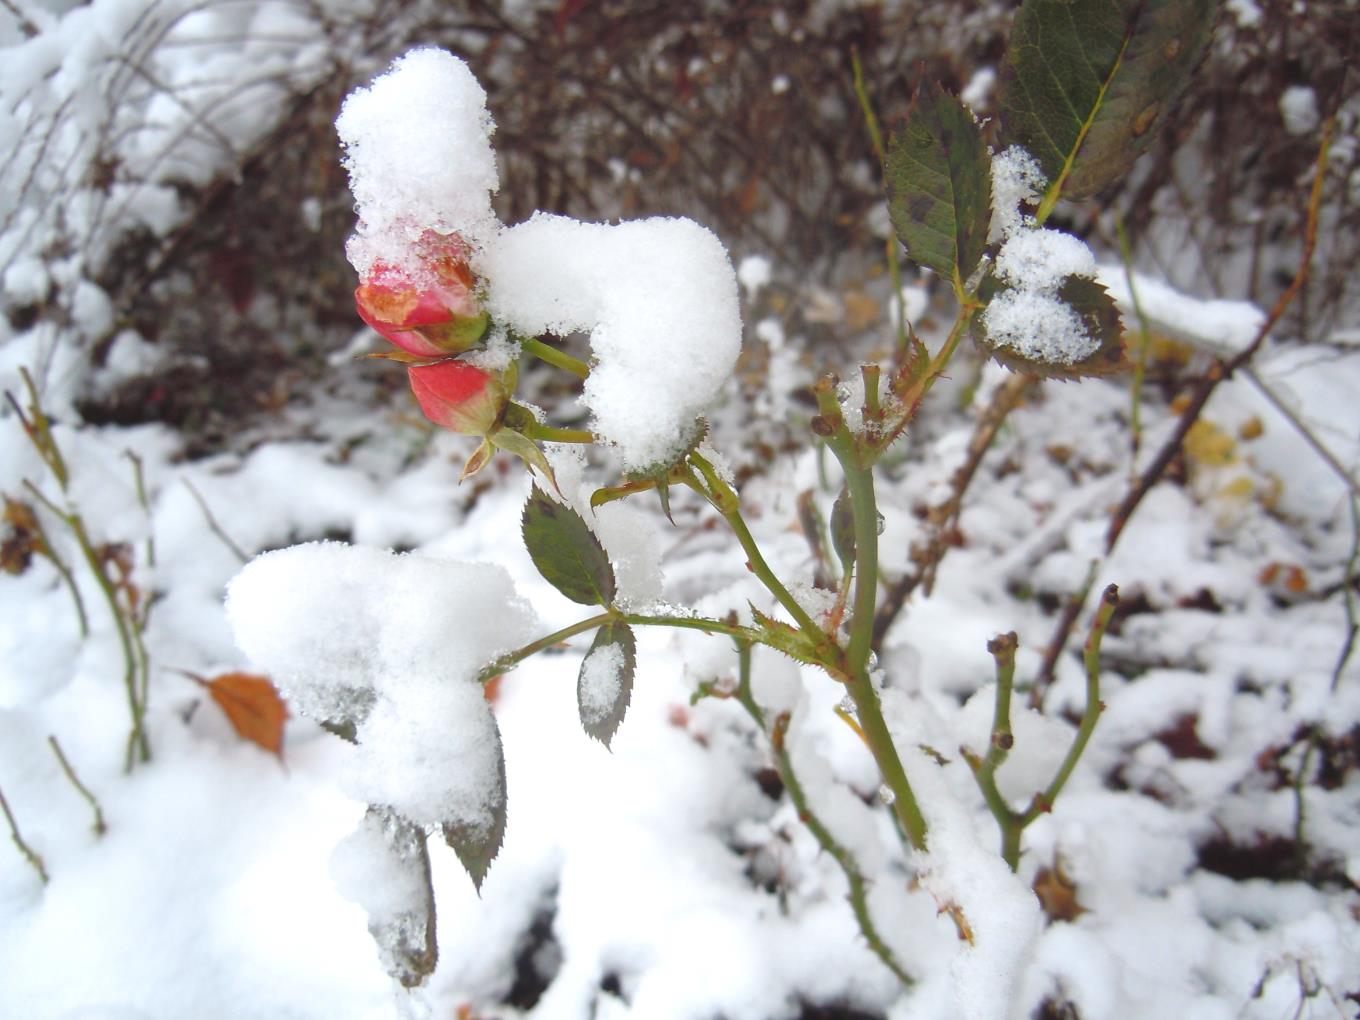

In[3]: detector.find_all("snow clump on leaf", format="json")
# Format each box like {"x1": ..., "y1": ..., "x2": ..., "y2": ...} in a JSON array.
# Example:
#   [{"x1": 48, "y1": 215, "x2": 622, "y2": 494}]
[
  {"x1": 484, "y1": 213, "x2": 742, "y2": 470},
  {"x1": 225, "y1": 541, "x2": 538, "y2": 829}
]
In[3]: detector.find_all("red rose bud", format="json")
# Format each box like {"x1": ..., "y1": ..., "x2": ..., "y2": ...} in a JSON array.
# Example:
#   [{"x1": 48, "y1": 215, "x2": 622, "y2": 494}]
[
  {"x1": 355, "y1": 235, "x2": 490, "y2": 358},
  {"x1": 407, "y1": 360, "x2": 509, "y2": 436}
]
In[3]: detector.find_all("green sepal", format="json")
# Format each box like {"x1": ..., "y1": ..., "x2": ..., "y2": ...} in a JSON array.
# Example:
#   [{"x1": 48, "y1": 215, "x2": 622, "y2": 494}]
[
  {"x1": 491, "y1": 427, "x2": 558, "y2": 492},
  {"x1": 459, "y1": 438, "x2": 495, "y2": 482},
  {"x1": 749, "y1": 603, "x2": 825, "y2": 667}
]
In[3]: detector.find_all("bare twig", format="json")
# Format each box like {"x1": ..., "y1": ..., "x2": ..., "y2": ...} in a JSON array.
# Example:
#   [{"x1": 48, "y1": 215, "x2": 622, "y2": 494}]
[
  {"x1": 1030, "y1": 560, "x2": 1100, "y2": 711},
  {"x1": 0, "y1": 783, "x2": 48, "y2": 885},
  {"x1": 1105, "y1": 118, "x2": 1333, "y2": 555},
  {"x1": 182, "y1": 478, "x2": 249, "y2": 564},
  {"x1": 47, "y1": 736, "x2": 107, "y2": 837}
]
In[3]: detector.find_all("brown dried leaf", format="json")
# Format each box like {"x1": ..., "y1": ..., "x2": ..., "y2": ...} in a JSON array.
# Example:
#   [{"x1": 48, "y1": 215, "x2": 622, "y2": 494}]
[
  {"x1": 1033, "y1": 864, "x2": 1086, "y2": 923},
  {"x1": 202, "y1": 672, "x2": 289, "y2": 759}
]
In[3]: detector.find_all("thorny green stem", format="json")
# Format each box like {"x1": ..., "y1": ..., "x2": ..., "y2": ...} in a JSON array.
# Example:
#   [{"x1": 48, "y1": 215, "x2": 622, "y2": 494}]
[
  {"x1": 623, "y1": 613, "x2": 754, "y2": 641},
  {"x1": 973, "y1": 633, "x2": 1022, "y2": 866},
  {"x1": 686, "y1": 452, "x2": 829, "y2": 648},
  {"x1": 47, "y1": 736, "x2": 106, "y2": 837},
  {"x1": 0, "y1": 782, "x2": 48, "y2": 884},
  {"x1": 519, "y1": 336, "x2": 590, "y2": 379},
  {"x1": 480, "y1": 611, "x2": 614, "y2": 681},
  {"x1": 877, "y1": 304, "x2": 977, "y2": 457},
  {"x1": 823, "y1": 415, "x2": 929, "y2": 851},
  {"x1": 973, "y1": 587, "x2": 1120, "y2": 864},
  {"x1": 732, "y1": 641, "x2": 912, "y2": 986},
  {"x1": 971, "y1": 589, "x2": 1117, "y2": 870},
  {"x1": 480, "y1": 609, "x2": 756, "y2": 683},
  {"x1": 1018, "y1": 585, "x2": 1118, "y2": 829}
]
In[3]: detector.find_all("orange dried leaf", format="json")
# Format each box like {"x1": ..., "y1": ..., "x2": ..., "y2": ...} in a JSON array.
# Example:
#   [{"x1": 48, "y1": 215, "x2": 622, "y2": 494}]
[{"x1": 204, "y1": 672, "x2": 289, "y2": 759}]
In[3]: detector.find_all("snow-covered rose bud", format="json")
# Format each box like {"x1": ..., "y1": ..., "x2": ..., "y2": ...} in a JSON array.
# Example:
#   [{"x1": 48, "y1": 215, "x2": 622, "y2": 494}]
[
  {"x1": 407, "y1": 360, "x2": 509, "y2": 436},
  {"x1": 355, "y1": 234, "x2": 489, "y2": 358}
]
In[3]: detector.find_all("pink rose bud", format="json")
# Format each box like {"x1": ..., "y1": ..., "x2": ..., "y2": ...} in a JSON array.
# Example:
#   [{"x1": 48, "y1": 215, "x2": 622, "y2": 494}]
[
  {"x1": 407, "y1": 360, "x2": 509, "y2": 436},
  {"x1": 355, "y1": 234, "x2": 490, "y2": 358}
]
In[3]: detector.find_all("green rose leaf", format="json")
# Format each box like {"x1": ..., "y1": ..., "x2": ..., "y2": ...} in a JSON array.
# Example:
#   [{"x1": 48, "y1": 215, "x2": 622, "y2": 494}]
[
  {"x1": 577, "y1": 620, "x2": 637, "y2": 748},
  {"x1": 886, "y1": 81, "x2": 992, "y2": 291},
  {"x1": 1000, "y1": 0, "x2": 1216, "y2": 211},
  {"x1": 442, "y1": 714, "x2": 508, "y2": 893},
  {"x1": 522, "y1": 486, "x2": 617, "y2": 606}
]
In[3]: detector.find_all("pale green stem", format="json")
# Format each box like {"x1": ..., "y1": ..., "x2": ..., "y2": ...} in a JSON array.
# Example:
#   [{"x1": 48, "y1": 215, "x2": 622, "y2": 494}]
[
  {"x1": 519, "y1": 420, "x2": 595, "y2": 445},
  {"x1": 480, "y1": 612, "x2": 614, "y2": 682},
  {"x1": 836, "y1": 445, "x2": 928, "y2": 851},
  {"x1": 481, "y1": 609, "x2": 756, "y2": 683},
  {"x1": 970, "y1": 633, "x2": 1023, "y2": 868},
  {"x1": 623, "y1": 613, "x2": 755, "y2": 641},
  {"x1": 1019, "y1": 584, "x2": 1118, "y2": 828},
  {"x1": 520, "y1": 336, "x2": 590, "y2": 379}
]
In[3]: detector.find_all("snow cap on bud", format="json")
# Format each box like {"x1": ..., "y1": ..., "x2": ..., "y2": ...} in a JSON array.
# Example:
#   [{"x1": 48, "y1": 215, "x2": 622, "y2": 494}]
[
  {"x1": 355, "y1": 232, "x2": 489, "y2": 358},
  {"x1": 407, "y1": 359, "x2": 510, "y2": 436}
]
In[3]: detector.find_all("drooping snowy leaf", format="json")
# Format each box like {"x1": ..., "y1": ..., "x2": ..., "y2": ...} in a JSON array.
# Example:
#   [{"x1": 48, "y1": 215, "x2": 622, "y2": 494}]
[
  {"x1": 331, "y1": 807, "x2": 438, "y2": 987},
  {"x1": 886, "y1": 82, "x2": 993, "y2": 288},
  {"x1": 521, "y1": 486, "x2": 616, "y2": 606},
  {"x1": 577, "y1": 621, "x2": 636, "y2": 748},
  {"x1": 441, "y1": 714, "x2": 508, "y2": 892},
  {"x1": 1000, "y1": 0, "x2": 1216, "y2": 204}
]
